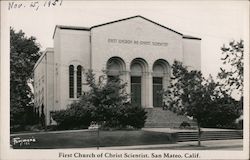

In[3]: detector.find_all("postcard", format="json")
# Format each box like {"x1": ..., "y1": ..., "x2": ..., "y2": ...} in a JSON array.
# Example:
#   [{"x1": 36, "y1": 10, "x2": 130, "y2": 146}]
[{"x1": 1, "y1": 0, "x2": 249, "y2": 159}]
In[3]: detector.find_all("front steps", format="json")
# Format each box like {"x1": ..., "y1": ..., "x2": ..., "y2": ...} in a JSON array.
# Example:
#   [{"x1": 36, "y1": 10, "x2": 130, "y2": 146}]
[
  {"x1": 177, "y1": 130, "x2": 243, "y2": 142},
  {"x1": 144, "y1": 107, "x2": 196, "y2": 128},
  {"x1": 143, "y1": 108, "x2": 243, "y2": 142}
]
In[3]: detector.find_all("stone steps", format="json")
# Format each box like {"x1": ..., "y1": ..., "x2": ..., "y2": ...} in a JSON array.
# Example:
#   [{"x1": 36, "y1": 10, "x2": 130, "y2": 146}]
[
  {"x1": 177, "y1": 130, "x2": 243, "y2": 142},
  {"x1": 144, "y1": 108, "x2": 196, "y2": 128}
]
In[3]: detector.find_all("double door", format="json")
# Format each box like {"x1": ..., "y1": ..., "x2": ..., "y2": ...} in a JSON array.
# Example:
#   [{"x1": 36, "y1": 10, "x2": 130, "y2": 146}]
[
  {"x1": 131, "y1": 76, "x2": 163, "y2": 107},
  {"x1": 131, "y1": 76, "x2": 141, "y2": 106},
  {"x1": 153, "y1": 77, "x2": 163, "y2": 107}
]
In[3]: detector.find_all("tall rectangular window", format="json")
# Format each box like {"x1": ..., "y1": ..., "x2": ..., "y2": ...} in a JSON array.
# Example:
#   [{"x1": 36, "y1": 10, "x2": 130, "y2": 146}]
[
  {"x1": 69, "y1": 65, "x2": 74, "y2": 98},
  {"x1": 77, "y1": 65, "x2": 82, "y2": 98}
]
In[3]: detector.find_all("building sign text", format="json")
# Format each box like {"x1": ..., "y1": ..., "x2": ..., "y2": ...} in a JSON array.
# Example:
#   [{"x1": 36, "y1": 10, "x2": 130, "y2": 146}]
[{"x1": 108, "y1": 38, "x2": 168, "y2": 47}]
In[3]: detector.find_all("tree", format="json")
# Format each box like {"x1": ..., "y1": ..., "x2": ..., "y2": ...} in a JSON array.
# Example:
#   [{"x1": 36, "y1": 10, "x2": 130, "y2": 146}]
[
  {"x1": 85, "y1": 70, "x2": 129, "y2": 127},
  {"x1": 218, "y1": 40, "x2": 244, "y2": 97},
  {"x1": 165, "y1": 61, "x2": 205, "y2": 146},
  {"x1": 218, "y1": 40, "x2": 244, "y2": 121},
  {"x1": 199, "y1": 76, "x2": 241, "y2": 128},
  {"x1": 10, "y1": 28, "x2": 41, "y2": 130},
  {"x1": 84, "y1": 70, "x2": 147, "y2": 128},
  {"x1": 52, "y1": 70, "x2": 147, "y2": 129},
  {"x1": 165, "y1": 61, "x2": 241, "y2": 146}
]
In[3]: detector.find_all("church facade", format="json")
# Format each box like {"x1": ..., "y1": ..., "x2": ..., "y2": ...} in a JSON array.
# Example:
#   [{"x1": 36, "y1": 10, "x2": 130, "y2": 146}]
[{"x1": 33, "y1": 16, "x2": 201, "y2": 125}]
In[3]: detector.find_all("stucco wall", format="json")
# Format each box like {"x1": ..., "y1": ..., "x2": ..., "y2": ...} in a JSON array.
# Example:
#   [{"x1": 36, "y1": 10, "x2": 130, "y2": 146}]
[
  {"x1": 36, "y1": 17, "x2": 202, "y2": 123},
  {"x1": 90, "y1": 17, "x2": 185, "y2": 108},
  {"x1": 182, "y1": 38, "x2": 201, "y2": 70},
  {"x1": 91, "y1": 17, "x2": 183, "y2": 74},
  {"x1": 54, "y1": 28, "x2": 91, "y2": 110},
  {"x1": 53, "y1": 29, "x2": 61, "y2": 111},
  {"x1": 46, "y1": 49, "x2": 54, "y2": 124},
  {"x1": 34, "y1": 48, "x2": 54, "y2": 125},
  {"x1": 34, "y1": 54, "x2": 45, "y2": 113}
]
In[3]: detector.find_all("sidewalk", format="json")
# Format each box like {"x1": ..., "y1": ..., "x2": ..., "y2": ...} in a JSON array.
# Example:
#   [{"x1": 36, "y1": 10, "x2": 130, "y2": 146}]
[
  {"x1": 11, "y1": 127, "x2": 241, "y2": 136},
  {"x1": 83, "y1": 139, "x2": 243, "y2": 150}
]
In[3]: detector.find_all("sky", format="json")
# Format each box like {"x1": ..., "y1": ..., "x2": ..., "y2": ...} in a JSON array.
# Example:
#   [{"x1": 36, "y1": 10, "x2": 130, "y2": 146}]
[{"x1": 3, "y1": 0, "x2": 249, "y2": 78}]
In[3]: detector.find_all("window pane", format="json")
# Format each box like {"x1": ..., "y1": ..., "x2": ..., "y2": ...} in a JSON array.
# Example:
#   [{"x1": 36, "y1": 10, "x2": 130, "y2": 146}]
[
  {"x1": 77, "y1": 65, "x2": 82, "y2": 98},
  {"x1": 69, "y1": 65, "x2": 74, "y2": 98},
  {"x1": 131, "y1": 76, "x2": 141, "y2": 84},
  {"x1": 153, "y1": 77, "x2": 162, "y2": 84}
]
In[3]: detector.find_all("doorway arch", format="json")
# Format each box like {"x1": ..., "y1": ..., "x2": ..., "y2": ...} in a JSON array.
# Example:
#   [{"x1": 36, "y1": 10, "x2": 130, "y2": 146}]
[
  {"x1": 152, "y1": 59, "x2": 170, "y2": 107},
  {"x1": 130, "y1": 58, "x2": 148, "y2": 107},
  {"x1": 106, "y1": 56, "x2": 126, "y2": 81}
]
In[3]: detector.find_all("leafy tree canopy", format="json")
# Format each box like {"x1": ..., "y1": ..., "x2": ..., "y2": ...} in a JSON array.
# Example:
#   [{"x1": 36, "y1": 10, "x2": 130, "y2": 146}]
[
  {"x1": 165, "y1": 61, "x2": 241, "y2": 127},
  {"x1": 10, "y1": 27, "x2": 41, "y2": 127},
  {"x1": 218, "y1": 40, "x2": 244, "y2": 96},
  {"x1": 165, "y1": 60, "x2": 241, "y2": 146},
  {"x1": 52, "y1": 70, "x2": 147, "y2": 129},
  {"x1": 84, "y1": 70, "x2": 130, "y2": 124}
]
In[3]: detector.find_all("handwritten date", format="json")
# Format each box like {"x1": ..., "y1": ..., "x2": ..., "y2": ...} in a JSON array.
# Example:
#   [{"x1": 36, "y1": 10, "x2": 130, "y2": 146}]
[{"x1": 9, "y1": 0, "x2": 63, "y2": 11}]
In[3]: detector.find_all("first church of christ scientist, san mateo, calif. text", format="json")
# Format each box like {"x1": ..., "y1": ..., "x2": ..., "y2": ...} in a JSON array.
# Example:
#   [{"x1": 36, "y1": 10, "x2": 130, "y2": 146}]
[{"x1": 33, "y1": 15, "x2": 201, "y2": 126}]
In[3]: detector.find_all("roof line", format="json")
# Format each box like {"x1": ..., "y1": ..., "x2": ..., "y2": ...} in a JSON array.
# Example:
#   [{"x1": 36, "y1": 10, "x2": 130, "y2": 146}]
[
  {"x1": 52, "y1": 16, "x2": 202, "y2": 40},
  {"x1": 90, "y1": 15, "x2": 183, "y2": 35},
  {"x1": 33, "y1": 48, "x2": 53, "y2": 71},
  {"x1": 53, "y1": 25, "x2": 90, "y2": 39},
  {"x1": 183, "y1": 36, "x2": 202, "y2": 40}
]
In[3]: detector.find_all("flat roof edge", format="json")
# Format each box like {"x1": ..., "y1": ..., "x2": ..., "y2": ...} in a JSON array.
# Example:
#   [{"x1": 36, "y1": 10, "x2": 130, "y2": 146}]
[
  {"x1": 52, "y1": 16, "x2": 203, "y2": 41},
  {"x1": 53, "y1": 25, "x2": 90, "y2": 39},
  {"x1": 33, "y1": 48, "x2": 54, "y2": 71}
]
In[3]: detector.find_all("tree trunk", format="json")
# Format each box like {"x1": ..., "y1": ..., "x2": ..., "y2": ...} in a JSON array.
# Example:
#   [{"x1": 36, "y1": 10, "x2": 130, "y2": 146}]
[
  {"x1": 97, "y1": 128, "x2": 99, "y2": 149},
  {"x1": 197, "y1": 122, "x2": 201, "y2": 146},
  {"x1": 97, "y1": 123, "x2": 100, "y2": 150}
]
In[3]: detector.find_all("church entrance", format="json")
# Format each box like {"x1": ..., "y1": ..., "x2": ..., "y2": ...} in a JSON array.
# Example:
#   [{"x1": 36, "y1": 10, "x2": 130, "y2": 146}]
[
  {"x1": 153, "y1": 77, "x2": 163, "y2": 107},
  {"x1": 131, "y1": 76, "x2": 141, "y2": 106},
  {"x1": 152, "y1": 59, "x2": 170, "y2": 108},
  {"x1": 130, "y1": 58, "x2": 148, "y2": 107}
]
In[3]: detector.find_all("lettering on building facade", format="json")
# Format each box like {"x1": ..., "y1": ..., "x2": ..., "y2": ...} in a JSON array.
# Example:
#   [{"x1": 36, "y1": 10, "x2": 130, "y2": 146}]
[{"x1": 107, "y1": 38, "x2": 168, "y2": 47}]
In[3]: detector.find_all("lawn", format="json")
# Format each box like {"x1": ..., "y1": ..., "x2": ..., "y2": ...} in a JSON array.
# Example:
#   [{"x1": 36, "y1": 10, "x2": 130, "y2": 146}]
[{"x1": 10, "y1": 130, "x2": 177, "y2": 149}]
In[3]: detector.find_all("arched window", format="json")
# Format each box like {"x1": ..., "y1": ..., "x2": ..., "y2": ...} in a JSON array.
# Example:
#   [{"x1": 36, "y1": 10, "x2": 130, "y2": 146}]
[
  {"x1": 77, "y1": 65, "x2": 82, "y2": 98},
  {"x1": 69, "y1": 65, "x2": 74, "y2": 98}
]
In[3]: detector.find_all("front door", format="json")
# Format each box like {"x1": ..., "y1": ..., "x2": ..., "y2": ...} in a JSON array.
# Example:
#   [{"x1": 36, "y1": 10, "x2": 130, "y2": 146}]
[
  {"x1": 153, "y1": 77, "x2": 163, "y2": 107},
  {"x1": 131, "y1": 76, "x2": 141, "y2": 106}
]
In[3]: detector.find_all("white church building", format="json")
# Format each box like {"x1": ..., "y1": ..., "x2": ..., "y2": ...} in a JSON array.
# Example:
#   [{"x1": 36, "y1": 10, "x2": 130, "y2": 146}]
[{"x1": 33, "y1": 15, "x2": 201, "y2": 126}]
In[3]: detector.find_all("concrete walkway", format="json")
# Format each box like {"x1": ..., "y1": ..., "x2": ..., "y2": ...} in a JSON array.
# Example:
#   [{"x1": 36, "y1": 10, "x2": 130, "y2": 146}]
[
  {"x1": 11, "y1": 127, "x2": 241, "y2": 136},
  {"x1": 83, "y1": 139, "x2": 243, "y2": 150}
]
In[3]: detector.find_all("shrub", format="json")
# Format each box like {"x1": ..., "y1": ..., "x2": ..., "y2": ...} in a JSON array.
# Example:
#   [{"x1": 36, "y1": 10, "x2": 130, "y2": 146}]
[
  {"x1": 10, "y1": 125, "x2": 24, "y2": 133},
  {"x1": 52, "y1": 71, "x2": 147, "y2": 130},
  {"x1": 52, "y1": 103, "x2": 147, "y2": 130},
  {"x1": 179, "y1": 121, "x2": 191, "y2": 128},
  {"x1": 119, "y1": 104, "x2": 147, "y2": 129},
  {"x1": 238, "y1": 119, "x2": 243, "y2": 129},
  {"x1": 96, "y1": 104, "x2": 147, "y2": 129},
  {"x1": 24, "y1": 124, "x2": 43, "y2": 132},
  {"x1": 51, "y1": 102, "x2": 93, "y2": 130}
]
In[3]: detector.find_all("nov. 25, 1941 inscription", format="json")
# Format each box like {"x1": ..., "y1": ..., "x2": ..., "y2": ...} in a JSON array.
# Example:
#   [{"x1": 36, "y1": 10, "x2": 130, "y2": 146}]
[{"x1": 8, "y1": 0, "x2": 63, "y2": 11}]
